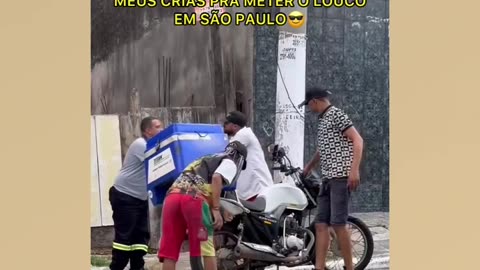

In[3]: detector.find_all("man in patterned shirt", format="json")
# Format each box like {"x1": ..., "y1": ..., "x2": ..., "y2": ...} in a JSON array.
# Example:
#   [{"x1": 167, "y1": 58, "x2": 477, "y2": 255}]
[{"x1": 300, "y1": 88, "x2": 364, "y2": 270}]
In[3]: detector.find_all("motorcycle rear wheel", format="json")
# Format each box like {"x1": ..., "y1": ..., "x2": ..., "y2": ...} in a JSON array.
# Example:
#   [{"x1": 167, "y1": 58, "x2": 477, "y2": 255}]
[{"x1": 308, "y1": 216, "x2": 374, "y2": 270}]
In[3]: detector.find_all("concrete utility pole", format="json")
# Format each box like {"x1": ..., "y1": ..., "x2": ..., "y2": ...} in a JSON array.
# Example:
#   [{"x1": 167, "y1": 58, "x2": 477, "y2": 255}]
[{"x1": 274, "y1": 6, "x2": 308, "y2": 184}]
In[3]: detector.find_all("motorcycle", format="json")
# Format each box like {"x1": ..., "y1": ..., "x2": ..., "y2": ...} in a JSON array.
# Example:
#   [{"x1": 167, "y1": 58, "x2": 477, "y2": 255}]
[{"x1": 215, "y1": 144, "x2": 374, "y2": 270}]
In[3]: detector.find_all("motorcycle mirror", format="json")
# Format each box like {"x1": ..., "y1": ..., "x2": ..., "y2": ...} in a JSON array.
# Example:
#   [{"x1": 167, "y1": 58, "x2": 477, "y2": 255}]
[{"x1": 266, "y1": 143, "x2": 274, "y2": 153}]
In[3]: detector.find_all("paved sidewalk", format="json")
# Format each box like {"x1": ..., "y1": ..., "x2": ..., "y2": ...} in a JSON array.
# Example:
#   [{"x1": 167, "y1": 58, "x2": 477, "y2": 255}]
[{"x1": 91, "y1": 212, "x2": 389, "y2": 270}]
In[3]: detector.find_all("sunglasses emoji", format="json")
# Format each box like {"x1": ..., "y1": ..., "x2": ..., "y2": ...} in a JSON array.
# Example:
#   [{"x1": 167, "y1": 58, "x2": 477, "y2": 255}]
[{"x1": 288, "y1": 11, "x2": 305, "y2": 28}]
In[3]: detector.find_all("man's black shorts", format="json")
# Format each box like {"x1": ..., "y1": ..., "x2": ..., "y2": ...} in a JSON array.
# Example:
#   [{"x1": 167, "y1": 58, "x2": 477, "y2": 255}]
[{"x1": 314, "y1": 178, "x2": 350, "y2": 225}]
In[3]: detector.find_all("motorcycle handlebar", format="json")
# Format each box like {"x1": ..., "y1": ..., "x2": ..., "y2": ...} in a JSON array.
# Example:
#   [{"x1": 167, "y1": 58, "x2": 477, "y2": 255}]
[
  {"x1": 271, "y1": 154, "x2": 304, "y2": 177},
  {"x1": 284, "y1": 167, "x2": 302, "y2": 176}
]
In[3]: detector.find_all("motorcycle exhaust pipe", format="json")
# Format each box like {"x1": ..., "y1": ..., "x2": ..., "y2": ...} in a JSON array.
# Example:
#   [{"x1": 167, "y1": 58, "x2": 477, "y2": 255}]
[
  {"x1": 234, "y1": 243, "x2": 294, "y2": 263},
  {"x1": 233, "y1": 229, "x2": 315, "y2": 265}
]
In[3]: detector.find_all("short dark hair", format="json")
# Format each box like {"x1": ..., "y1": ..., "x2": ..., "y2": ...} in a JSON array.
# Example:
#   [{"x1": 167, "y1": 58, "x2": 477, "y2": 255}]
[{"x1": 140, "y1": 116, "x2": 160, "y2": 133}]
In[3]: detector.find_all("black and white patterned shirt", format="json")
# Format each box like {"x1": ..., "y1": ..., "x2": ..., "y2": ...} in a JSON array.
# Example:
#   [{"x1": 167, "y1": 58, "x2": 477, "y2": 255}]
[{"x1": 317, "y1": 105, "x2": 354, "y2": 179}]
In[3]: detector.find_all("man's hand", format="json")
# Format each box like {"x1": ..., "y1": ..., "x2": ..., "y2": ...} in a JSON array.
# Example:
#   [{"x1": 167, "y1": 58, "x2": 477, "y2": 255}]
[
  {"x1": 303, "y1": 165, "x2": 313, "y2": 177},
  {"x1": 303, "y1": 151, "x2": 320, "y2": 177},
  {"x1": 347, "y1": 169, "x2": 360, "y2": 192},
  {"x1": 212, "y1": 209, "x2": 224, "y2": 230},
  {"x1": 222, "y1": 210, "x2": 234, "y2": 222}
]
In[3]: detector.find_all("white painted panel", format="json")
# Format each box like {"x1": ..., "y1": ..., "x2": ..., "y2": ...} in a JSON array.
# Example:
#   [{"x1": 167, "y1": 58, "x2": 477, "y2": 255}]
[
  {"x1": 274, "y1": 29, "x2": 307, "y2": 184},
  {"x1": 90, "y1": 116, "x2": 102, "y2": 227},
  {"x1": 95, "y1": 115, "x2": 122, "y2": 226}
]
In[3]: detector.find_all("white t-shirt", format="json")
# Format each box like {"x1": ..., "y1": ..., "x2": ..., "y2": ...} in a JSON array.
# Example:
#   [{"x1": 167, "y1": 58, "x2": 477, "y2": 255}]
[
  {"x1": 230, "y1": 127, "x2": 273, "y2": 200},
  {"x1": 214, "y1": 158, "x2": 238, "y2": 185}
]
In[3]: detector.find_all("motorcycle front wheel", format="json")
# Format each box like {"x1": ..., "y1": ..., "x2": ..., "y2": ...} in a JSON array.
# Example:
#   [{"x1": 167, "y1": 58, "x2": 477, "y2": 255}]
[{"x1": 308, "y1": 216, "x2": 374, "y2": 270}]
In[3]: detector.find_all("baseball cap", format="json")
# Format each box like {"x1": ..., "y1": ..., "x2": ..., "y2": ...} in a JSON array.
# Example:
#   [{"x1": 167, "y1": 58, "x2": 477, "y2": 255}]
[
  {"x1": 225, "y1": 111, "x2": 247, "y2": 127},
  {"x1": 298, "y1": 87, "x2": 332, "y2": 108}
]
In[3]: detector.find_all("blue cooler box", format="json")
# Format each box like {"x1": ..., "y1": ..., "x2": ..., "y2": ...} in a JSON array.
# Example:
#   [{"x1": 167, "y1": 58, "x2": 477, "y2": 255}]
[{"x1": 144, "y1": 123, "x2": 229, "y2": 205}]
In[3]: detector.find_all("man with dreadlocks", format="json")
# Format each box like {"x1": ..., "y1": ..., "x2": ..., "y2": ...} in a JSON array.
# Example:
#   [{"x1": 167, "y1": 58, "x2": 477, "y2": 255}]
[{"x1": 158, "y1": 141, "x2": 248, "y2": 270}]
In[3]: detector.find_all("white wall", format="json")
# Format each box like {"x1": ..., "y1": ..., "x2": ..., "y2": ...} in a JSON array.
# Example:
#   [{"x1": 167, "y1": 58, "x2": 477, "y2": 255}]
[{"x1": 90, "y1": 115, "x2": 122, "y2": 227}]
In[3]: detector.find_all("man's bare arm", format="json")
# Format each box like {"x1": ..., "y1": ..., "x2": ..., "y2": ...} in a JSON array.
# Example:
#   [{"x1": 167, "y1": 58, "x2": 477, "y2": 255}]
[
  {"x1": 211, "y1": 173, "x2": 223, "y2": 209},
  {"x1": 304, "y1": 151, "x2": 321, "y2": 175},
  {"x1": 343, "y1": 127, "x2": 364, "y2": 173},
  {"x1": 210, "y1": 173, "x2": 224, "y2": 229}
]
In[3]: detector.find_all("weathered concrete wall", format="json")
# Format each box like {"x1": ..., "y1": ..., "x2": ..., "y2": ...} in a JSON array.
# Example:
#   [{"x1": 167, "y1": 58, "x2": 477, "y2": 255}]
[
  {"x1": 252, "y1": 22, "x2": 279, "y2": 171},
  {"x1": 91, "y1": 3, "x2": 255, "y2": 117},
  {"x1": 90, "y1": 2, "x2": 256, "y2": 248},
  {"x1": 253, "y1": 1, "x2": 390, "y2": 212}
]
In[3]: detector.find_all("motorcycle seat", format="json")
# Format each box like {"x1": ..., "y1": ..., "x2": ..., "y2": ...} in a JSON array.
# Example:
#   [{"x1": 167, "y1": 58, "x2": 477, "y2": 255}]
[{"x1": 240, "y1": 197, "x2": 266, "y2": 212}]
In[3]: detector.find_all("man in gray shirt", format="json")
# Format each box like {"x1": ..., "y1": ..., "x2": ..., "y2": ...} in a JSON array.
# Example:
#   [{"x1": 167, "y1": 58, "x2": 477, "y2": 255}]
[{"x1": 109, "y1": 116, "x2": 163, "y2": 270}]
